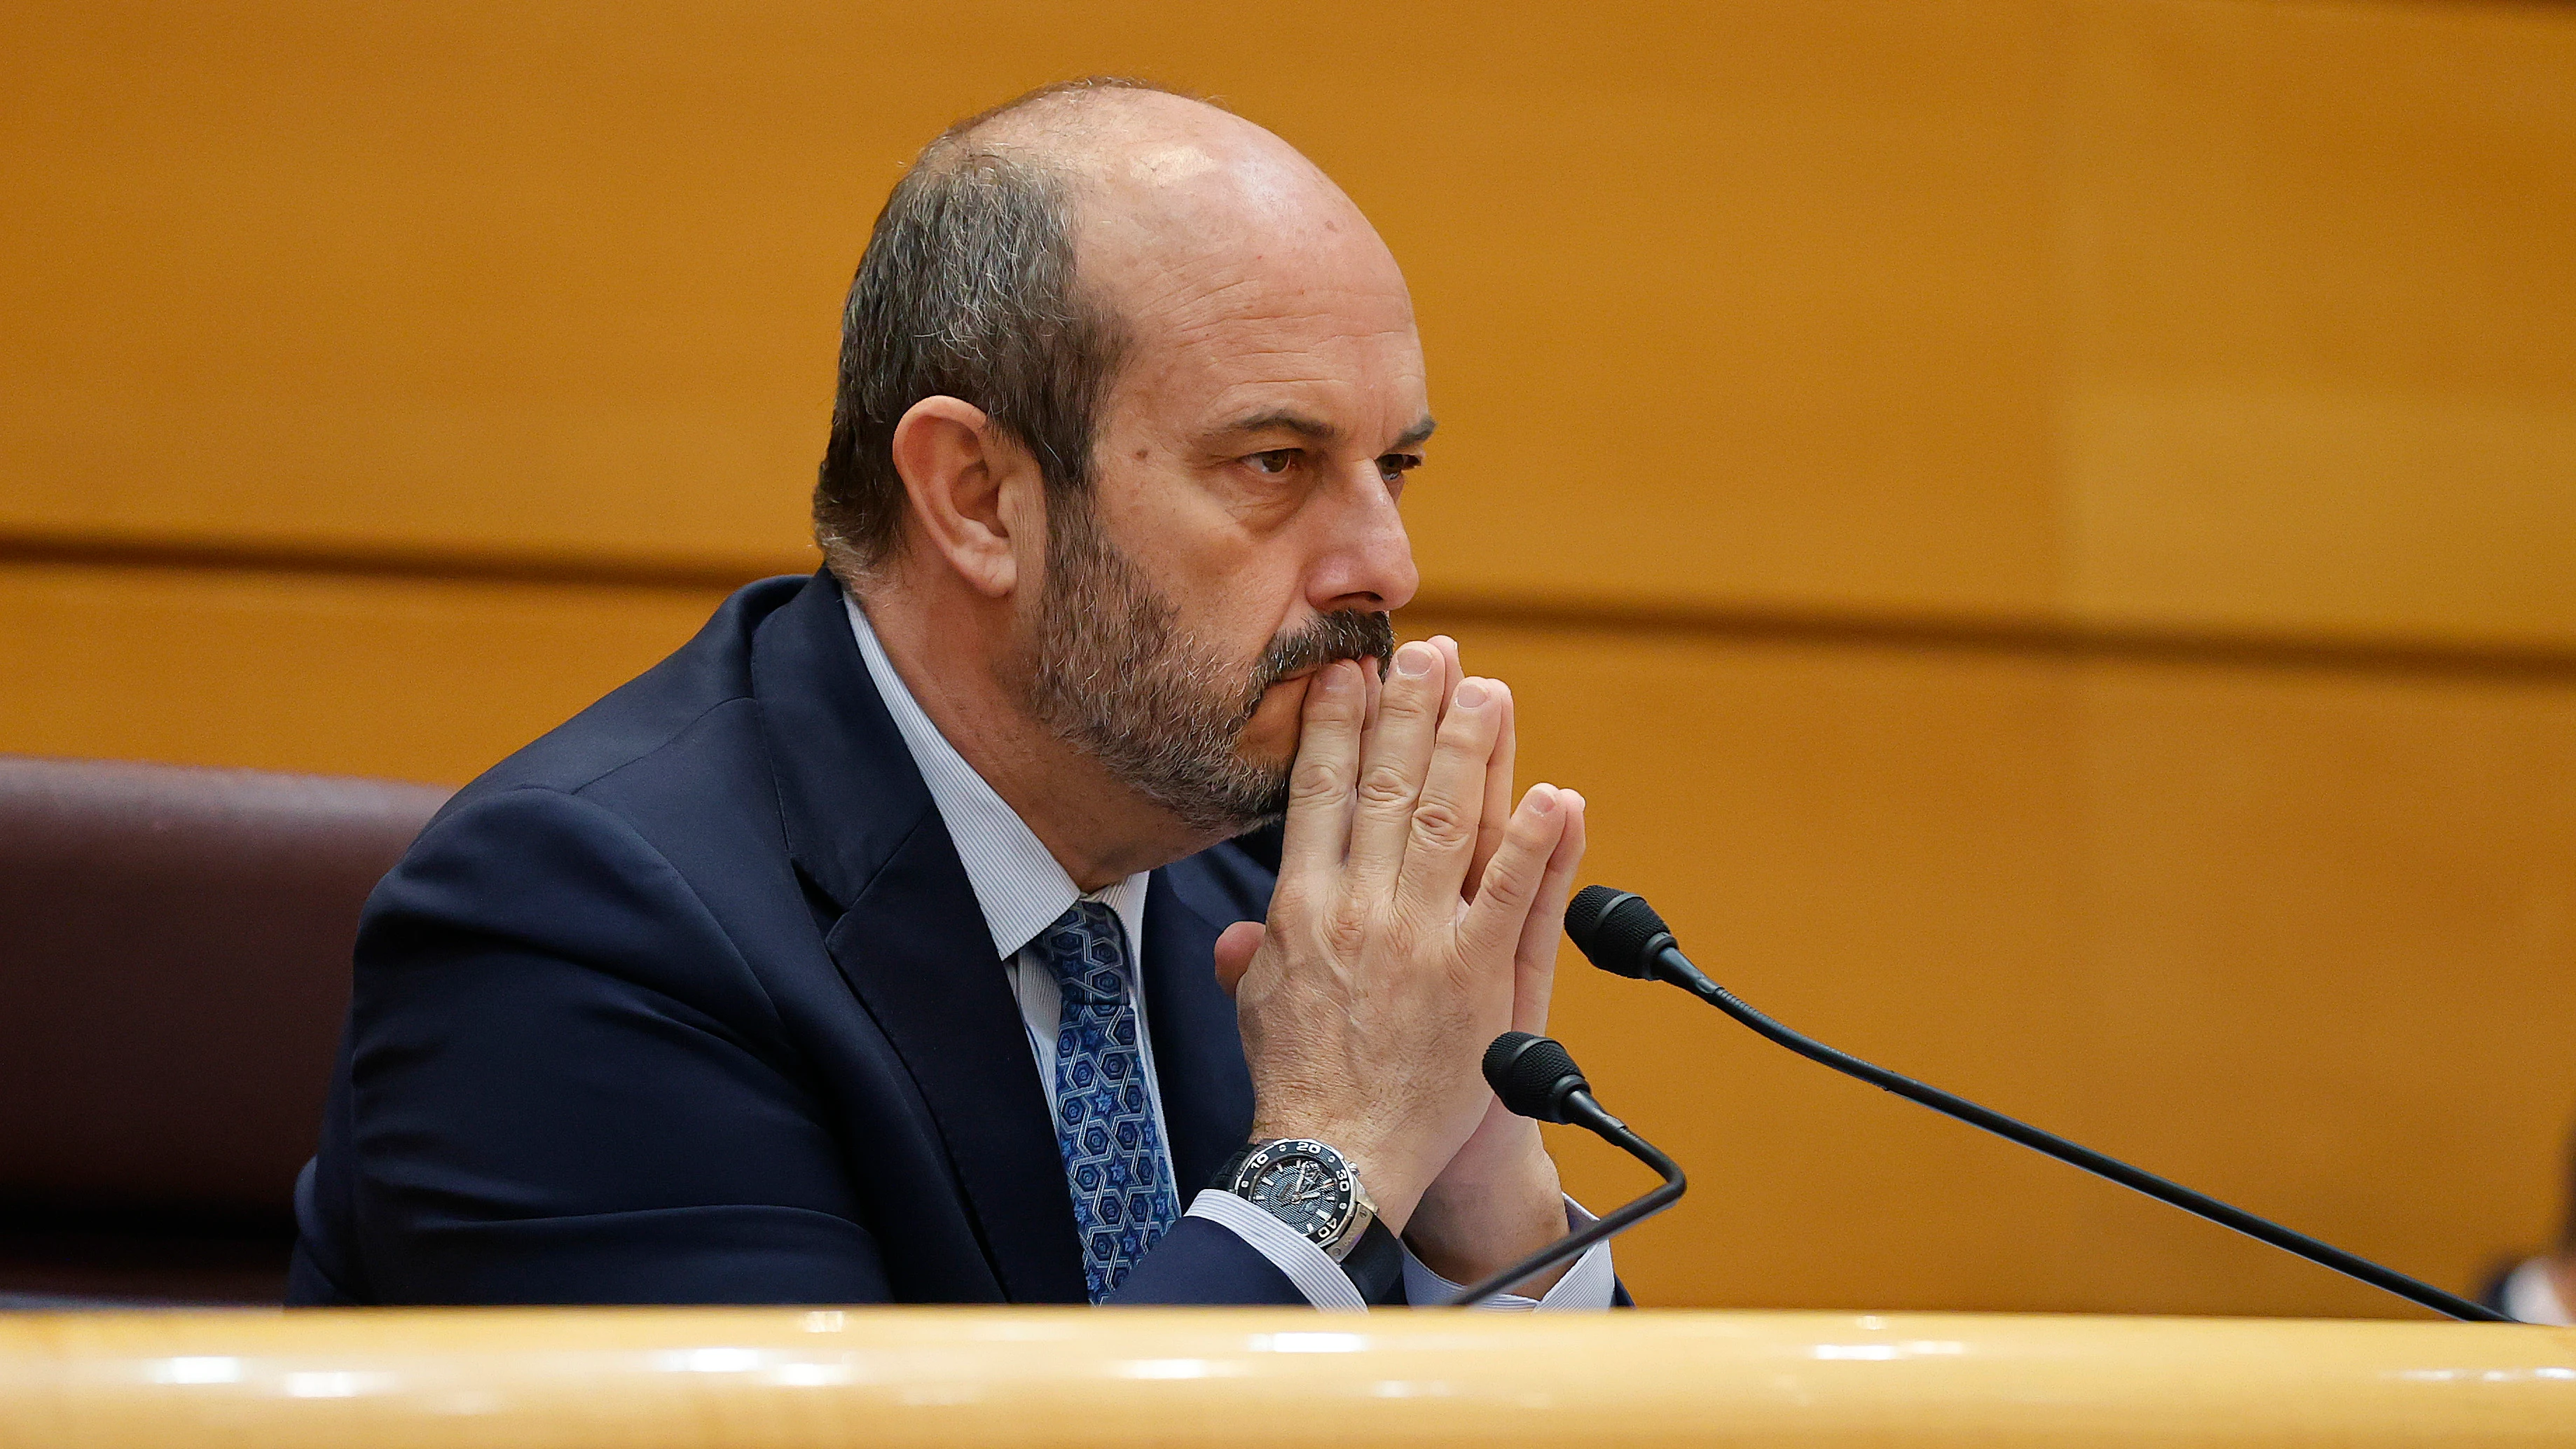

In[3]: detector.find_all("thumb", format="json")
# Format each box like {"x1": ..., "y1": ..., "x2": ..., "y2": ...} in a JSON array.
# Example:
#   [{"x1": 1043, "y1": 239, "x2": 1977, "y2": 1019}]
[{"x1": 1212, "y1": 919, "x2": 1263, "y2": 999}]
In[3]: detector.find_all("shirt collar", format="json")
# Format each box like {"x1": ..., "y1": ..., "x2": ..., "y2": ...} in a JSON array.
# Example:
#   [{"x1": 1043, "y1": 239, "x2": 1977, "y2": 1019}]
[{"x1": 843, "y1": 594, "x2": 1150, "y2": 962}]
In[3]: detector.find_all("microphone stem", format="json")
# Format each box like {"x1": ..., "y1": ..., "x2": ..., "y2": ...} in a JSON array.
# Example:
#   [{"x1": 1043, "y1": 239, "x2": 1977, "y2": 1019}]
[
  {"x1": 1659, "y1": 947, "x2": 2508, "y2": 1324},
  {"x1": 1446, "y1": 1092, "x2": 1686, "y2": 1307}
]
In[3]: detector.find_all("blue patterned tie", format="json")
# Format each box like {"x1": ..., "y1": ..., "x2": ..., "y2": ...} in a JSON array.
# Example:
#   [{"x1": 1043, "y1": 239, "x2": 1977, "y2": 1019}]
[{"x1": 1040, "y1": 900, "x2": 1177, "y2": 1302}]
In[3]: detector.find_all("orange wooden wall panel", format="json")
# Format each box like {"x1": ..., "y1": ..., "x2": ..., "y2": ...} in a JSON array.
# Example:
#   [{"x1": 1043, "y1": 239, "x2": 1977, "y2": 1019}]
[
  {"x1": 1419, "y1": 614, "x2": 2576, "y2": 1314},
  {"x1": 2, "y1": 0, "x2": 2069, "y2": 612},
  {"x1": 0, "y1": 563, "x2": 731, "y2": 783},
  {"x1": 1423, "y1": 616, "x2": 2104, "y2": 1312},
  {"x1": 2060, "y1": 0, "x2": 2576, "y2": 650},
  {"x1": 2059, "y1": 659, "x2": 2576, "y2": 1314},
  {"x1": 1378, "y1": 0, "x2": 2065, "y2": 618},
  {"x1": 8, "y1": 0, "x2": 2569, "y2": 640}
]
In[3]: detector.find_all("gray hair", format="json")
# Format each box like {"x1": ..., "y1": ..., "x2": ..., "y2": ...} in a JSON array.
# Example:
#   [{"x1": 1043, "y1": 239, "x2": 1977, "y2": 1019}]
[{"x1": 813, "y1": 78, "x2": 1179, "y2": 577}]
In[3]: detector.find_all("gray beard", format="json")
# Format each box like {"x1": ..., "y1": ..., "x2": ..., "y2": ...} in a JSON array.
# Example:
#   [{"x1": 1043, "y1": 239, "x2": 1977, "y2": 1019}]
[{"x1": 1019, "y1": 502, "x2": 1393, "y2": 837}]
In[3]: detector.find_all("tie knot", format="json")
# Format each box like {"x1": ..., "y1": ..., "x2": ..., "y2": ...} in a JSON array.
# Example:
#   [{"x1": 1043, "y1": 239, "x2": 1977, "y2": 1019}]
[{"x1": 1040, "y1": 900, "x2": 1130, "y2": 1006}]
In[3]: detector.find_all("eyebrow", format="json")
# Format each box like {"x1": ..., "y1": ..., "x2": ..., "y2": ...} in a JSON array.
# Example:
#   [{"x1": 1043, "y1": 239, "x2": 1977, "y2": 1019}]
[{"x1": 1217, "y1": 409, "x2": 1438, "y2": 454}]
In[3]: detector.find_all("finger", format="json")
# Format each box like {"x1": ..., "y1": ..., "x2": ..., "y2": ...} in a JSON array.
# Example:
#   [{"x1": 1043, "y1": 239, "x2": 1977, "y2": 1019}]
[
  {"x1": 1394, "y1": 676, "x2": 1506, "y2": 919},
  {"x1": 1467, "y1": 678, "x2": 1517, "y2": 899},
  {"x1": 1426, "y1": 634, "x2": 1463, "y2": 740},
  {"x1": 1424, "y1": 636, "x2": 1507, "y2": 900},
  {"x1": 1428, "y1": 634, "x2": 1465, "y2": 741},
  {"x1": 1431, "y1": 635, "x2": 1464, "y2": 707},
  {"x1": 1508, "y1": 788, "x2": 1585, "y2": 1033},
  {"x1": 1346, "y1": 640, "x2": 1449, "y2": 884},
  {"x1": 1279, "y1": 659, "x2": 1365, "y2": 880},
  {"x1": 1458, "y1": 783, "x2": 1570, "y2": 967},
  {"x1": 1212, "y1": 919, "x2": 1263, "y2": 1000}
]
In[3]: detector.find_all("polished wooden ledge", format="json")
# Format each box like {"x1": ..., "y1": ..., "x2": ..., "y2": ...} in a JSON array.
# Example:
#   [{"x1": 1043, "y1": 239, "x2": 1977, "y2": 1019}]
[{"x1": 4, "y1": 1308, "x2": 2572, "y2": 1448}]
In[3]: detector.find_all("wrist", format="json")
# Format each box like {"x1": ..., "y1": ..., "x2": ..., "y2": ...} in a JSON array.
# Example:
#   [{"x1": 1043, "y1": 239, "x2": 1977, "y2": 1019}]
[
  {"x1": 1405, "y1": 1130, "x2": 1566, "y2": 1289},
  {"x1": 1246, "y1": 1115, "x2": 1425, "y2": 1234},
  {"x1": 1433, "y1": 1111, "x2": 1548, "y2": 1183},
  {"x1": 1213, "y1": 1138, "x2": 1382, "y2": 1262}
]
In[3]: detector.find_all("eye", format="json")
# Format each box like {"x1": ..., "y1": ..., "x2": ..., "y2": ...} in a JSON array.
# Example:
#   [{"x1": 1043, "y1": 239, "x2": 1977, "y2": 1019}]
[
  {"x1": 1245, "y1": 448, "x2": 1300, "y2": 476},
  {"x1": 1377, "y1": 453, "x2": 1424, "y2": 486}
]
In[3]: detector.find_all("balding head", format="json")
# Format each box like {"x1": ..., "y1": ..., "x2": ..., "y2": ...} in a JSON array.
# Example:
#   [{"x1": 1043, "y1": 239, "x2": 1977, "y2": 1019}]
[
  {"x1": 814, "y1": 79, "x2": 1414, "y2": 578},
  {"x1": 964, "y1": 83, "x2": 1385, "y2": 268}
]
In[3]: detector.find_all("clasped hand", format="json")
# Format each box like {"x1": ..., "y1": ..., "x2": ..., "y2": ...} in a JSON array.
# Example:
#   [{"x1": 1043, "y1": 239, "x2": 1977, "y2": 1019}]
[{"x1": 1213, "y1": 636, "x2": 1587, "y2": 1282}]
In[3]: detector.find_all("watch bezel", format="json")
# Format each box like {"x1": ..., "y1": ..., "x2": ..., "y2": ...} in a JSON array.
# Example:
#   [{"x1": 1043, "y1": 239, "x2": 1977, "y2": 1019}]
[{"x1": 1222, "y1": 1138, "x2": 1375, "y2": 1259}]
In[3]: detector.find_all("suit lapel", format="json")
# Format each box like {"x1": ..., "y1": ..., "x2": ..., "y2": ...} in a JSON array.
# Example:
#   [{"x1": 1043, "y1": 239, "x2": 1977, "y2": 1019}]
[
  {"x1": 1141, "y1": 870, "x2": 1256, "y2": 1199},
  {"x1": 825, "y1": 818, "x2": 1086, "y2": 1304},
  {"x1": 752, "y1": 572, "x2": 1085, "y2": 1305}
]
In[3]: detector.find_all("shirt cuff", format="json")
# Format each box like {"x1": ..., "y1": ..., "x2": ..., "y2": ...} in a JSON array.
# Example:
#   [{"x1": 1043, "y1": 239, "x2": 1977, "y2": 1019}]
[
  {"x1": 1399, "y1": 1196, "x2": 1618, "y2": 1311},
  {"x1": 1183, "y1": 1189, "x2": 1366, "y2": 1312}
]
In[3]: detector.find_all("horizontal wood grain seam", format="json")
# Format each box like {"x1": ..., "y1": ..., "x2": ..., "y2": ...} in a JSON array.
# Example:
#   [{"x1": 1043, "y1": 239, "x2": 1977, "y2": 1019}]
[
  {"x1": 6, "y1": 530, "x2": 2573, "y2": 682},
  {"x1": 0, "y1": 529, "x2": 804, "y2": 592},
  {"x1": 1407, "y1": 591, "x2": 2576, "y2": 682}
]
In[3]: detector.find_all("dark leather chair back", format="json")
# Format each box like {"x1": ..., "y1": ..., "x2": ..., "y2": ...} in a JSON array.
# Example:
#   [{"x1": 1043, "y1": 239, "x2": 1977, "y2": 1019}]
[{"x1": 0, "y1": 755, "x2": 447, "y2": 1302}]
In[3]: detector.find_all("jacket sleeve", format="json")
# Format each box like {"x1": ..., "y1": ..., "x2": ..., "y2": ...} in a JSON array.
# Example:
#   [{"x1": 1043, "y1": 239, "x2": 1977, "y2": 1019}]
[
  {"x1": 1103, "y1": 1216, "x2": 1314, "y2": 1306},
  {"x1": 310, "y1": 785, "x2": 887, "y2": 1305}
]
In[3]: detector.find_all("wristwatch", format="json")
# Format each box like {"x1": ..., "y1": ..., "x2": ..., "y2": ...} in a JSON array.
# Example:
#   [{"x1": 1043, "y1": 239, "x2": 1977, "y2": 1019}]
[{"x1": 1215, "y1": 1138, "x2": 1379, "y2": 1262}]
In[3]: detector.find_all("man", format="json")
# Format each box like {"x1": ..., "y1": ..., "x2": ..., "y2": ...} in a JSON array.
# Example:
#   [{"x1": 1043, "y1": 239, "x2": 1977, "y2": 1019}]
[{"x1": 289, "y1": 78, "x2": 1611, "y2": 1309}]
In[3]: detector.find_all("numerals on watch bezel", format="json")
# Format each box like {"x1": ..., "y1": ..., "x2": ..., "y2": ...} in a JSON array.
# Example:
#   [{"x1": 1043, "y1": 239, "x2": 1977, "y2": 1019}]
[{"x1": 1227, "y1": 1138, "x2": 1360, "y2": 1249}]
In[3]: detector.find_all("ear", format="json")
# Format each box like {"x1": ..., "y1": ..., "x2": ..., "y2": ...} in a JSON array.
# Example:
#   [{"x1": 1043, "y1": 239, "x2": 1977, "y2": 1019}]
[{"x1": 888, "y1": 395, "x2": 1042, "y2": 599}]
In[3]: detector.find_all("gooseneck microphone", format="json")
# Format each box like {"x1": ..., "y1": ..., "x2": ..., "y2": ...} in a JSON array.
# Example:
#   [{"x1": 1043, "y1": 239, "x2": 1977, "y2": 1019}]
[
  {"x1": 1445, "y1": 1031, "x2": 1687, "y2": 1307},
  {"x1": 1563, "y1": 886, "x2": 2507, "y2": 1322}
]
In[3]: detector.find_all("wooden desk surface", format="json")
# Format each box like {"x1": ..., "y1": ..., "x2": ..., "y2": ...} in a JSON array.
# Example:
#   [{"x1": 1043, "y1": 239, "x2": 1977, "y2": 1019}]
[{"x1": 4, "y1": 1307, "x2": 2572, "y2": 1447}]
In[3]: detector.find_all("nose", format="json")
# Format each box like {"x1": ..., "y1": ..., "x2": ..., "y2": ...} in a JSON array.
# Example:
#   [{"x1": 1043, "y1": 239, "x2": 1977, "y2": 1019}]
[{"x1": 1305, "y1": 462, "x2": 1419, "y2": 616}]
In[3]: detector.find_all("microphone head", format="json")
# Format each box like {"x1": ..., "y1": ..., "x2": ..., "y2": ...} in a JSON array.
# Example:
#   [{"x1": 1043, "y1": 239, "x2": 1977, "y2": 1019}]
[
  {"x1": 1566, "y1": 885, "x2": 1674, "y2": 980},
  {"x1": 1482, "y1": 1031, "x2": 1590, "y2": 1125}
]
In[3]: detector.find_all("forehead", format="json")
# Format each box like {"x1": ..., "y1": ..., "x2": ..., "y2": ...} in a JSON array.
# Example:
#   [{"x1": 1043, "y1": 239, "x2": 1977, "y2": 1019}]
[{"x1": 1122, "y1": 268, "x2": 1426, "y2": 439}]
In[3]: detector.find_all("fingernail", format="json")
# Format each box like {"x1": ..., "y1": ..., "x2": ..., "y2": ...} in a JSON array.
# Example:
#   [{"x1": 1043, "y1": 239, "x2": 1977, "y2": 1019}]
[
  {"x1": 1454, "y1": 679, "x2": 1488, "y2": 708},
  {"x1": 1528, "y1": 784, "x2": 1558, "y2": 814},
  {"x1": 1395, "y1": 642, "x2": 1437, "y2": 678},
  {"x1": 1315, "y1": 661, "x2": 1352, "y2": 694}
]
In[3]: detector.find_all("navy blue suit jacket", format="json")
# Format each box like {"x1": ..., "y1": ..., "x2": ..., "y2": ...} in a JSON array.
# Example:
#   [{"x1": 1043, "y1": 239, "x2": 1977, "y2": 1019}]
[{"x1": 289, "y1": 570, "x2": 1311, "y2": 1305}]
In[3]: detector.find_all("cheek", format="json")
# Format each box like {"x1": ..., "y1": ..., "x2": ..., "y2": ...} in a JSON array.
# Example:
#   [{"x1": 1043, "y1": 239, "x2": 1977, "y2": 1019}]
[
  {"x1": 1207, "y1": 577, "x2": 1302, "y2": 664},
  {"x1": 1236, "y1": 675, "x2": 1314, "y2": 760}
]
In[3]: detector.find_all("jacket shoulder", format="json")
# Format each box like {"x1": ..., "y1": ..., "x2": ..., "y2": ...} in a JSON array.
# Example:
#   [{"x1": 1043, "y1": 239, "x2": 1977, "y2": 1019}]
[{"x1": 441, "y1": 574, "x2": 809, "y2": 813}]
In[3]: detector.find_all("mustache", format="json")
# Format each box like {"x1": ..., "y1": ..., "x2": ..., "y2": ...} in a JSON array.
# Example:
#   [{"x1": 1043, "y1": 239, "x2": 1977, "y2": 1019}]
[{"x1": 1250, "y1": 610, "x2": 1396, "y2": 696}]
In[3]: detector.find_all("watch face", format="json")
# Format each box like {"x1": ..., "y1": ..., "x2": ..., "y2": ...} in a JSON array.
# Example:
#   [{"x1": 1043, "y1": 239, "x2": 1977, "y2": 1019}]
[{"x1": 1242, "y1": 1146, "x2": 1353, "y2": 1244}]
